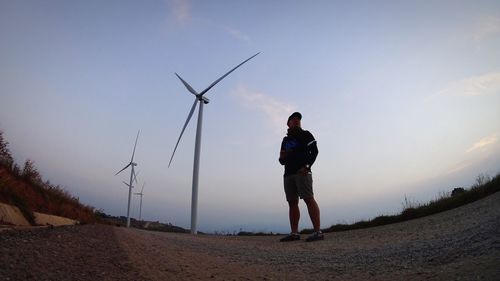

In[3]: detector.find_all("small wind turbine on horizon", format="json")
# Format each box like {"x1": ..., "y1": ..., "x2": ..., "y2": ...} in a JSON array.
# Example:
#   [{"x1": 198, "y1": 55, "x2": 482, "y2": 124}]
[
  {"x1": 122, "y1": 170, "x2": 140, "y2": 189},
  {"x1": 168, "y1": 53, "x2": 260, "y2": 234},
  {"x1": 134, "y1": 182, "x2": 145, "y2": 221},
  {"x1": 115, "y1": 130, "x2": 140, "y2": 228}
]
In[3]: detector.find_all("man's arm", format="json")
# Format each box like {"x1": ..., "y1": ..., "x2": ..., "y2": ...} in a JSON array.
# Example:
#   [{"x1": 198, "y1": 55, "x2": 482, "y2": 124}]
[
  {"x1": 305, "y1": 131, "x2": 318, "y2": 167},
  {"x1": 306, "y1": 140, "x2": 318, "y2": 166},
  {"x1": 279, "y1": 150, "x2": 287, "y2": 165},
  {"x1": 279, "y1": 138, "x2": 287, "y2": 165}
]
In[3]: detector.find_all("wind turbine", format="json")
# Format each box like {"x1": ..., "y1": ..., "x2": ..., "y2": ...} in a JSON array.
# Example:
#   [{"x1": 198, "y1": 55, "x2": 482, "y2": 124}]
[
  {"x1": 134, "y1": 182, "x2": 145, "y2": 221},
  {"x1": 115, "y1": 130, "x2": 140, "y2": 228},
  {"x1": 122, "y1": 170, "x2": 140, "y2": 189},
  {"x1": 169, "y1": 53, "x2": 259, "y2": 234}
]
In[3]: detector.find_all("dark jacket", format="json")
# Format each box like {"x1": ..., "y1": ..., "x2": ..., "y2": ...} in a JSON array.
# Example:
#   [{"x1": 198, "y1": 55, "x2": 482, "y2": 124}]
[{"x1": 279, "y1": 128, "x2": 318, "y2": 176}]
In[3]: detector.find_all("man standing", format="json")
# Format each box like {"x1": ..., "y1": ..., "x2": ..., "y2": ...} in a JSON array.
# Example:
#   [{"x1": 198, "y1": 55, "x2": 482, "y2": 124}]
[{"x1": 279, "y1": 112, "x2": 323, "y2": 242}]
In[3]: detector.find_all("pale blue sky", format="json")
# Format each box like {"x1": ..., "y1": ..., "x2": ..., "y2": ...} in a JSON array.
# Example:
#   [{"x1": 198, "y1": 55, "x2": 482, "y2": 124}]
[{"x1": 1, "y1": 0, "x2": 499, "y2": 233}]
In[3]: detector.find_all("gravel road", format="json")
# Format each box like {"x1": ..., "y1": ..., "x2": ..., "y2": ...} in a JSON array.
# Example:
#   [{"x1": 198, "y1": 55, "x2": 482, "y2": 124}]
[{"x1": 1, "y1": 192, "x2": 499, "y2": 280}]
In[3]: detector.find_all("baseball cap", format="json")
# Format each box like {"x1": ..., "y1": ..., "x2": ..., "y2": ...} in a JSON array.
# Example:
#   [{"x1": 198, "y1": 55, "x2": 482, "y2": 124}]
[{"x1": 287, "y1": 112, "x2": 302, "y2": 123}]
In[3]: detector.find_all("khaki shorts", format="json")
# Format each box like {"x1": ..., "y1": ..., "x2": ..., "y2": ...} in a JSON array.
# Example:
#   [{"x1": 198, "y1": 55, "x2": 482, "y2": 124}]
[{"x1": 284, "y1": 174, "x2": 313, "y2": 201}]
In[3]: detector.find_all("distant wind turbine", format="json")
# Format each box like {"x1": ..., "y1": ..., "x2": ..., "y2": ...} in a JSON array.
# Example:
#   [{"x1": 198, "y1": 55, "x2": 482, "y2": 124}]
[
  {"x1": 134, "y1": 182, "x2": 145, "y2": 221},
  {"x1": 168, "y1": 53, "x2": 259, "y2": 234},
  {"x1": 115, "y1": 130, "x2": 140, "y2": 228}
]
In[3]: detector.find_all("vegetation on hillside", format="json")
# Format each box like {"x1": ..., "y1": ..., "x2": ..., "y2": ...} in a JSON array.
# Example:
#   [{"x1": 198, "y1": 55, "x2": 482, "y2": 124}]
[
  {"x1": 314, "y1": 172, "x2": 500, "y2": 234},
  {"x1": 95, "y1": 211, "x2": 188, "y2": 233},
  {"x1": 0, "y1": 130, "x2": 98, "y2": 225}
]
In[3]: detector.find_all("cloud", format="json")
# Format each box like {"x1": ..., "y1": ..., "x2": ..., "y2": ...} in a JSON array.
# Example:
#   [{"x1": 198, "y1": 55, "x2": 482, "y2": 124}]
[
  {"x1": 166, "y1": 0, "x2": 191, "y2": 25},
  {"x1": 235, "y1": 86, "x2": 295, "y2": 135},
  {"x1": 470, "y1": 16, "x2": 500, "y2": 43},
  {"x1": 446, "y1": 162, "x2": 472, "y2": 175},
  {"x1": 466, "y1": 133, "x2": 498, "y2": 153},
  {"x1": 433, "y1": 72, "x2": 500, "y2": 98},
  {"x1": 446, "y1": 132, "x2": 500, "y2": 174},
  {"x1": 221, "y1": 25, "x2": 251, "y2": 43},
  {"x1": 164, "y1": 0, "x2": 250, "y2": 44}
]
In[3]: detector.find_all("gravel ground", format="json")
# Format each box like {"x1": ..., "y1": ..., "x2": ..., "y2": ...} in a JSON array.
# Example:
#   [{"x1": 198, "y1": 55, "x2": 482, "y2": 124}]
[{"x1": 1, "y1": 192, "x2": 499, "y2": 280}]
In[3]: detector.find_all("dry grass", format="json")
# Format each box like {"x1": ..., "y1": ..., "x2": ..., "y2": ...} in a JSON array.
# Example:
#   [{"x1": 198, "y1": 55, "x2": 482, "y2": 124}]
[
  {"x1": 319, "y1": 172, "x2": 500, "y2": 234},
  {"x1": 0, "y1": 166, "x2": 99, "y2": 224}
]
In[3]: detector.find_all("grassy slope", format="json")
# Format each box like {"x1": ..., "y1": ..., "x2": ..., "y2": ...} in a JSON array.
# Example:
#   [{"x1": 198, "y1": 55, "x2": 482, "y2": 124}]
[
  {"x1": 315, "y1": 173, "x2": 500, "y2": 234},
  {"x1": 0, "y1": 167, "x2": 98, "y2": 225}
]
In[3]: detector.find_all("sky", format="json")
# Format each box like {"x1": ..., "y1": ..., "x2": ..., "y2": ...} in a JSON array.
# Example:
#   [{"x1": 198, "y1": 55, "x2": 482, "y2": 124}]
[{"x1": 1, "y1": 0, "x2": 499, "y2": 234}]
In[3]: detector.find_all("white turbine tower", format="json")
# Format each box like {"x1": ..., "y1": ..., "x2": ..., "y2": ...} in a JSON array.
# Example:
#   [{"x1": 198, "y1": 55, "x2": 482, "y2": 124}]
[
  {"x1": 134, "y1": 182, "x2": 145, "y2": 221},
  {"x1": 115, "y1": 130, "x2": 140, "y2": 228},
  {"x1": 169, "y1": 53, "x2": 259, "y2": 234}
]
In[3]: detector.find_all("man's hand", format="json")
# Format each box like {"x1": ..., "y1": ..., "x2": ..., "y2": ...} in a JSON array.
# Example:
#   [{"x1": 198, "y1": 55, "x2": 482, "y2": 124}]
[
  {"x1": 280, "y1": 150, "x2": 287, "y2": 158},
  {"x1": 279, "y1": 150, "x2": 287, "y2": 165},
  {"x1": 298, "y1": 166, "x2": 310, "y2": 175}
]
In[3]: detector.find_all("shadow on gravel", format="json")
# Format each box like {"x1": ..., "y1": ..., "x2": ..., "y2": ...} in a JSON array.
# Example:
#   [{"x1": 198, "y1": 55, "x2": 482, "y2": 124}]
[{"x1": 0, "y1": 224, "x2": 145, "y2": 281}]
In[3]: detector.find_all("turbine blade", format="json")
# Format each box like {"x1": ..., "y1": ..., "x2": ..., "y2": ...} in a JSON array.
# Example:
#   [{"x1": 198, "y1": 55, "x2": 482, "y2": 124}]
[
  {"x1": 131, "y1": 130, "x2": 140, "y2": 162},
  {"x1": 141, "y1": 182, "x2": 145, "y2": 193},
  {"x1": 133, "y1": 170, "x2": 139, "y2": 184},
  {"x1": 115, "y1": 163, "x2": 131, "y2": 175},
  {"x1": 122, "y1": 181, "x2": 131, "y2": 187},
  {"x1": 175, "y1": 73, "x2": 199, "y2": 96},
  {"x1": 169, "y1": 98, "x2": 198, "y2": 167},
  {"x1": 199, "y1": 52, "x2": 260, "y2": 96}
]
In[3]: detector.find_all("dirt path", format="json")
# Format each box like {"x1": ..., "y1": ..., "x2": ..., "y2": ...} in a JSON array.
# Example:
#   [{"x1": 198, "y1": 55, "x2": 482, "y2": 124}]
[{"x1": 1, "y1": 192, "x2": 499, "y2": 280}]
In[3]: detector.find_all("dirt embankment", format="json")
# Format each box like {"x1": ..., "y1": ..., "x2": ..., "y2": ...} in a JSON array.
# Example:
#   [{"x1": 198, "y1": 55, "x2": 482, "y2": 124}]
[
  {"x1": 0, "y1": 202, "x2": 78, "y2": 227},
  {"x1": 0, "y1": 166, "x2": 96, "y2": 225},
  {"x1": 1, "y1": 192, "x2": 499, "y2": 280}
]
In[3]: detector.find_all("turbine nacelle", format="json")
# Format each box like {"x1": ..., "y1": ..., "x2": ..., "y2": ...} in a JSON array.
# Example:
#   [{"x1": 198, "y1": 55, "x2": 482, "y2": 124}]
[{"x1": 198, "y1": 95, "x2": 210, "y2": 104}]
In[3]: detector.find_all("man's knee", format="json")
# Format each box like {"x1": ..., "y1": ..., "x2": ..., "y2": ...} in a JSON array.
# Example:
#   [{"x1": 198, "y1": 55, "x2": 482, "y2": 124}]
[
  {"x1": 287, "y1": 199, "x2": 299, "y2": 207},
  {"x1": 303, "y1": 197, "x2": 316, "y2": 205}
]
